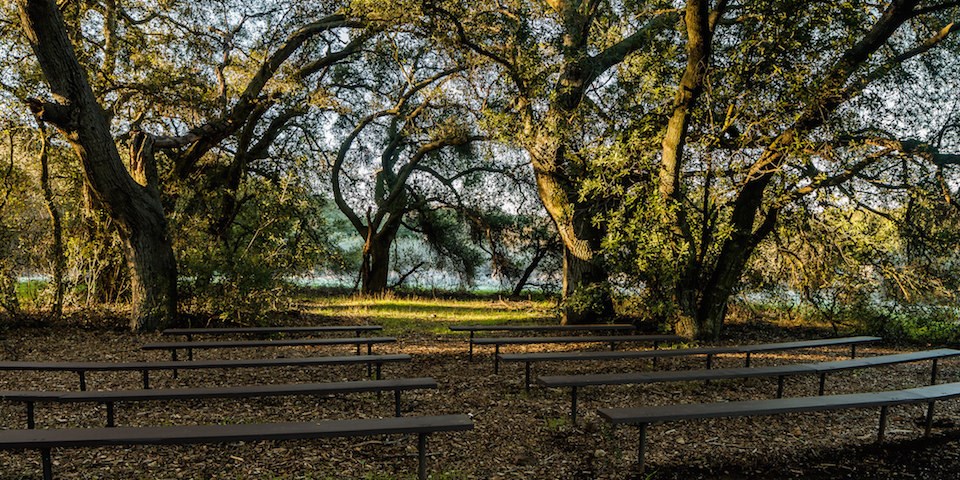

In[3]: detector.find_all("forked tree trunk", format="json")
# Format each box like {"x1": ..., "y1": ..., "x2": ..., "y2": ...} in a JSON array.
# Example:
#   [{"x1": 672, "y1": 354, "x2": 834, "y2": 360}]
[
  {"x1": 530, "y1": 139, "x2": 613, "y2": 324},
  {"x1": 18, "y1": 0, "x2": 177, "y2": 331}
]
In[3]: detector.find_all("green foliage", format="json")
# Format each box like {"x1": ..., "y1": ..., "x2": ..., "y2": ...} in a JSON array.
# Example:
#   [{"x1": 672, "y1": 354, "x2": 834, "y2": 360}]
[{"x1": 175, "y1": 172, "x2": 341, "y2": 324}]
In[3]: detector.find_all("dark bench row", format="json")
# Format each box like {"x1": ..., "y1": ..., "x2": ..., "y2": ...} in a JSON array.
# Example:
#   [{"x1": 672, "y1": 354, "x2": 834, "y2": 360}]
[
  {"x1": 0, "y1": 354, "x2": 410, "y2": 390},
  {"x1": 504, "y1": 336, "x2": 882, "y2": 390},
  {"x1": 449, "y1": 324, "x2": 636, "y2": 360},
  {"x1": 540, "y1": 348, "x2": 960, "y2": 422},
  {"x1": 476, "y1": 334, "x2": 684, "y2": 373},
  {"x1": 0, "y1": 377, "x2": 437, "y2": 428},
  {"x1": 142, "y1": 336, "x2": 397, "y2": 361},
  {"x1": 601, "y1": 381, "x2": 960, "y2": 474},
  {"x1": 163, "y1": 325, "x2": 383, "y2": 339},
  {"x1": 0, "y1": 414, "x2": 473, "y2": 480}
]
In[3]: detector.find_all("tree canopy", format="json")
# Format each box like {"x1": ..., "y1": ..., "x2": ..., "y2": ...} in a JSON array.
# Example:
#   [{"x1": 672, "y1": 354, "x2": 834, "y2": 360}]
[{"x1": 1, "y1": 0, "x2": 959, "y2": 338}]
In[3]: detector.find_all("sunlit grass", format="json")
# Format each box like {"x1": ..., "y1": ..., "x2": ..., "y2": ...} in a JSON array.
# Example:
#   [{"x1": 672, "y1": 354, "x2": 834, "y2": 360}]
[{"x1": 304, "y1": 293, "x2": 558, "y2": 335}]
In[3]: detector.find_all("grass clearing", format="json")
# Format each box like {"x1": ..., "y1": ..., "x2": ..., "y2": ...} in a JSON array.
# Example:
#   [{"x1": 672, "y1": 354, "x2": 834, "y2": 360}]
[{"x1": 304, "y1": 293, "x2": 558, "y2": 335}]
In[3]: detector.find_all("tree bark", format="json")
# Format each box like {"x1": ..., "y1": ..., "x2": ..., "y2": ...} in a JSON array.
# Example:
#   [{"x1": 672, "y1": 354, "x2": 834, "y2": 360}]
[
  {"x1": 360, "y1": 229, "x2": 396, "y2": 295},
  {"x1": 18, "y1": 0, "x2": 177, "y2": 331},
  {"x1": 530, "y1": 137, "x2": 613, "y2": 324},
  {"x1": 37, "y1": 122, "x2": 64, "y2": 319}
]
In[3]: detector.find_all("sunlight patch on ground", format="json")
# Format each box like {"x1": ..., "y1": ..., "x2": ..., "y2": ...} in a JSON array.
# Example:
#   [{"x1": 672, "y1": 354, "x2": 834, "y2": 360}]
[{"x1": 303, "y1": 295, "x2": 558, "y2": 335}]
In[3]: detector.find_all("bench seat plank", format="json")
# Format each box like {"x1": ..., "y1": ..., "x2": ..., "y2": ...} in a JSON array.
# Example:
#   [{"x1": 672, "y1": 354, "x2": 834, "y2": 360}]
[
  {"x1": 1, "y1": 378, "x2": 438, "y2": 428},
  {"x1": 55, "y1": 377, "x2": 437, "y2": 402},
  {"x1": 476, "y1": 334, "x2": 683, "y2": 373},
  {"x1": 599, "y1": 382, "x2": 960, "y2": 473},
  {"x1": 163, "y1": 326, "x2": 383, "y2": 336},
  {"x1": 599, "y1": 389, "x2": 929, "y2": 424},
  {"x1": 449, "y1": 324, "x2": 635, "y2": 332},
  {"x1": 504, "y1": 336, "x2": 882, "y2": 389},
  {"x1": 143, "y1": 337, "x2": 397, "y2": 350},
  {"x1": 0, "y1": 355, "x2": 411, "y2": 372},
  {"x1": 540, "y1": 349, "x2": 960, "y2": 422},
  {"x1": 540, "y1": 349, "x2": 960, "y2": 388},
  {"x1": 739, "y1": 336, "x2": 881, "y2": 353},
  {"x1": 451, "y1": 324, "x2": 638, "y2": 360},
  {"x1": 472, "y1": 334, "x2": 680, "y2": 345},
  {"x1": 0, "y1": 355, "x2": 411, "y2": 391},
  {"x1": 540, "y1": 364, "x2": 819, "y2": 388},
  {"x1": 0, "y1": 415, "x2": 473, "y2": 480},
  {"x1": 0, "y1": 414, "x2": 474, "y2": 448},
  {"x1": 500, "y1": 347, "x2": 737, "y2": 363}
]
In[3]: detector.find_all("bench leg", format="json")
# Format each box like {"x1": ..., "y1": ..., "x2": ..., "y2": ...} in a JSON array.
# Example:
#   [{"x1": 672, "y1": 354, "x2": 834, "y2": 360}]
[
  {"x1": 931, "y1": 358, "x2": 940, "y2": 385},
  {"x1": 394, "y1": 389, "x2": 402, "y2": 417},
  {"x1": 417, "y1": 433, "x2": 428, "y2": 480},
  {"x1": 172, "y1": 349, "x2": 179, "y2": 379},
  {"x1": 652, "y1": 355, "x2": 659, "y2": 369},
  {"x1": 851, "y1": 344, "x2": 857, "y2": 359},
  {"x1": 376, "y1": 363, "x2": 383, "y2": 380},
  {"x1": 637, "y1": 423, "x2": 648, "y2": 475},
  {"x1": 877, "y1": 405, "x2": 889, "y2": 443},
  {"x1": 468, "y1": 332, "x2": 475, "y2": 361},
  {"x1": 494, "y1": 345, "x2": 501, "y2": 374},
  {"x1": 776, "y1": 376, "x2": 785, "y2": 399},
  {"x1": 925, "y1": 401, "x2": 936, "y2": 437},
  {"x1": 745, "y1": 352, "x2": 751, "y2": 368},
  {"x1": 187, "y1": 347, "x2": 193, "y2": 361},
  {"x1": 818, "y1": 373, "x2": 827, "y2": 396},
  {"x1": 143, "y1": 370, "x2": 151, "y2": 389},
  {"x1": 524, "y1": 362, "x2": 531, "y2": 394},
  {"x1": 78, "y1": 371, "x2": 87, "y2": 391},
  {"x1": 706, "y1": 354, "x2": 713, "y2": 370},
  {"x1": 106, "y1": 402, "x2": 115, "y2": 427},
  {"x1": 26, "y1": 401, "x2": 35, "y2": 429},
  {"x1": 570, "y1": 386, "x2": 579, "y2": 424},
  {"x1": 41, "y1": 448, "x2": 53, "y2": 480}
]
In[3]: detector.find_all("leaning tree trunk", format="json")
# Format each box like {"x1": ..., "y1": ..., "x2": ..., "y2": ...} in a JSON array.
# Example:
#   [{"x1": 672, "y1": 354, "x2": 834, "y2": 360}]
[{"x1": 18, "y1": 0, "x2": 177, "y2": 331}]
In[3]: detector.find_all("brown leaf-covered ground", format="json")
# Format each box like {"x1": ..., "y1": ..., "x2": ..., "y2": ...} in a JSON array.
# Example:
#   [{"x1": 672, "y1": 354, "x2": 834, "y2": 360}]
[{"x1": 0, "y1": 310, "x2": 958, "y2": 479}]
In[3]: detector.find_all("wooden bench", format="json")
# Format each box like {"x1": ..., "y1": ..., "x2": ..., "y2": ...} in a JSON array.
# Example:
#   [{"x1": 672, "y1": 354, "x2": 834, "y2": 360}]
[
  {"x1": 475, "y1": 335, "x2": 683, "y2": 373},
  {"x1": 599, "y1": 382, "x2": 960, "y2": 474},
  {"x1": 0, "y1": 354, "x2": 411, "y2": 391},
  {"x1": 503, "y1": 336, "x2": 882, "y2": 390},
  {"x1": 540, "y1": 348, "x2": 960, "y2": 421},
  {"x1": 449, "y1": 324, "x2": 636, "y2": 360},
  {"x1": 163, "y1": 326, "x2": 384, "y2": 355},
  {"x1": 142, "y1": 336, "x2": 397, "y2": 361},
  {"x1": 0, "y1": 414, "x2": 473, "y2": 480},
  {"x1": 0, "y1": 377, "x2": 438, "y2": 428}
]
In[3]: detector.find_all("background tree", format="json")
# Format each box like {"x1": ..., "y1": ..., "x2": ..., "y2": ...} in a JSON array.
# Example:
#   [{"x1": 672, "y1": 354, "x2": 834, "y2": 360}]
[
  {"x1": 324, "y1": 30, "x2": 502, "y2": 294},
  {"x1": 14, "y1": 0, "x2": 369, "y2": 329}
]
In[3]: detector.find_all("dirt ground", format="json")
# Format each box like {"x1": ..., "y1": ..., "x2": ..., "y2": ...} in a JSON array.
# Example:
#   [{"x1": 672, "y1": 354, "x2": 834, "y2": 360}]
[{"x1": 0, "y1": 318, "x2": 958, "y2": 479}]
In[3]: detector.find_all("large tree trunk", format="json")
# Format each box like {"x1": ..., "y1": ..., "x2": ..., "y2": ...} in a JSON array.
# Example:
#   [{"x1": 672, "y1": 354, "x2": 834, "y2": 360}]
[
  {"x1": 125, "y1": 224, "x2": 178, "y2": 330},
  {"x1": 19, "y1": 0, "x2": 177, "y2": 331},
  {"x1": 530, "y1": 138, "x2": 613, "y2": 324},
  {"x1": 360, "y1": 232, "x2": 394, "y2": 295}
]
